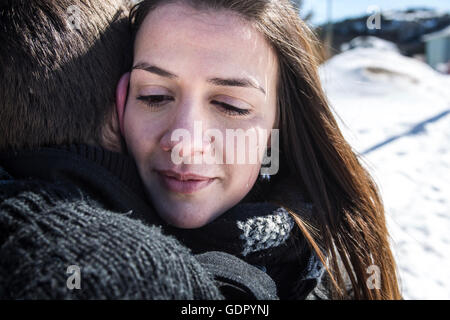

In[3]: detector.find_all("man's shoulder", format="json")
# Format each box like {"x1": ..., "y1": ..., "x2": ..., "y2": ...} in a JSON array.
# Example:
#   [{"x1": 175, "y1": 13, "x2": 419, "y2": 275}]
[
  {"x1": 0, "y1": 164, "x2": 88, "y2": 209},
  {"x1": 0, "y1": 164, "x2": 223, "y2": 299},
  {"x1": 0, "y1": 166, "x2": 12, "y2": 180}
]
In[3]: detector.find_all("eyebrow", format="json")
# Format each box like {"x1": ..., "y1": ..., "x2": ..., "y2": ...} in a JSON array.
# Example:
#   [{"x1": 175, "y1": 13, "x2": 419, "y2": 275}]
[{"x1": 132, "y1": 62, "x2": 266, "y2": 95}]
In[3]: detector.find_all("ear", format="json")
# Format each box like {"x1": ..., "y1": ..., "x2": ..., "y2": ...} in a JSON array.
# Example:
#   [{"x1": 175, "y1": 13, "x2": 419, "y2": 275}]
[{"x1": 116, "y1": 72, "x2": 130, "y2": 136}]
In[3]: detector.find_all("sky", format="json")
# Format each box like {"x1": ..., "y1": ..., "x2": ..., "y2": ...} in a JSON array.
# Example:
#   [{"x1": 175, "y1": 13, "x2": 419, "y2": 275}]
[{"x1": 302, "y1": 0, "x2": 450, "y2": 26}]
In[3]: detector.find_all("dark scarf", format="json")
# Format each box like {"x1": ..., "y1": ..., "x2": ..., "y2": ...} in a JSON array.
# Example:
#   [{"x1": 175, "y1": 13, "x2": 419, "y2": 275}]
[{"x1": 165, "y1": 174, "x2": 325, "y2": 299}]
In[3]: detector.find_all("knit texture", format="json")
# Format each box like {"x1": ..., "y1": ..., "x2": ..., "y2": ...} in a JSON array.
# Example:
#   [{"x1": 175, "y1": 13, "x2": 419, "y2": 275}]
[
  {"x1": 0, "y1": 146, "x2": 230, "y2": 300},
  {"x1": 165, "y1": 180, "x2": 326, "y2": 300},
  {"x1": 0, "y1": 179, "x2": 223, "y2": 299},
  {"x1": 0, "y1": 145, "x2": 331, "y2": 299},
  {"x1": 0, "y1": 146, "x2": 283, "y2": 300},
  {"x1": 196, "y1": 251, "x2": 278, "y2": 300},
  {"x1": 237, "y1": 207, "x2": 295, "y2": 256},
  {"x1": 0, "y1": 145, "x2": 162, "y2": 226}
]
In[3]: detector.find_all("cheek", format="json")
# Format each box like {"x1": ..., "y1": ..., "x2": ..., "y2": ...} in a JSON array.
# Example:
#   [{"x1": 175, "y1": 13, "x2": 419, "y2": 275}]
[
  {"x1": 222, "y1": 163, "x2": 261, "y2": 201},
  {"x1": 123, "y1": 107, "x2": 160, "y2": 165}
]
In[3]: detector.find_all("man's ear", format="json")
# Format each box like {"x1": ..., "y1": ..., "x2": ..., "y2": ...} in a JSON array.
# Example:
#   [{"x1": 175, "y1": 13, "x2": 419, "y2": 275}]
[{"x1": 116, "y1": 72, "x2": 130, "y2": 136}]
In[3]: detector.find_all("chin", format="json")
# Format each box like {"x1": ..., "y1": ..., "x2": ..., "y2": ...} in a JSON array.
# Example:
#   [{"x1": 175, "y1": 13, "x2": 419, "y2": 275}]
[
  {"x1": 169, "y1": 219, "x2": 208, "y2": 229},
  {"x1": 158, "y1": 205, "x2": 214, "y2": 229}
]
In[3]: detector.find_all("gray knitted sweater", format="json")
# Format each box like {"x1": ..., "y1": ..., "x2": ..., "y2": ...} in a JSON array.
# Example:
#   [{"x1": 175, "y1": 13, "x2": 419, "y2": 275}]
[
  {"x1": 1, "y1": 145, "x2": 335, "y2": 300},
  {"x1": 0, "y1": 146, "x2": 277, "y2": 299},
  {"x1": 0, "y1": 165, "x2": 226, "y2": 299}
]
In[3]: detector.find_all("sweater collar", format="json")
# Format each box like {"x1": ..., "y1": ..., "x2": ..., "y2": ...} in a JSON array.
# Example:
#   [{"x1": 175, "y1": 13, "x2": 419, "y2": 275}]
[{"x1": 0, "y1": 144, "x2": 163, "y2": 225}]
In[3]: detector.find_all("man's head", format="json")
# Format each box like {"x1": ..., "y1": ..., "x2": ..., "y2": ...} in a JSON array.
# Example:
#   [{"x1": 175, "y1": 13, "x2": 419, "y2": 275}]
[{"x1": 0, "y1": 0, "x2": 133, "y2": 151}]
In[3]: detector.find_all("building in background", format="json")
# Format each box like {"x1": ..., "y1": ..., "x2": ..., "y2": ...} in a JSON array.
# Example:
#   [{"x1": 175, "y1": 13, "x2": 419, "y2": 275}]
[
  {"x1": 423, "y1": 26, "x2": 450, "y2": 73},
  {"x1": 315, "y1": 8, "x2": 450, "y2": 61}
]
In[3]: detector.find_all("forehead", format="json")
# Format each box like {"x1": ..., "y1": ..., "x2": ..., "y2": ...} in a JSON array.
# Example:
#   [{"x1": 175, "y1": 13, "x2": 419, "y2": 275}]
[{"x1": 134, "y1": 3, "x2": 278, "y2": 86}]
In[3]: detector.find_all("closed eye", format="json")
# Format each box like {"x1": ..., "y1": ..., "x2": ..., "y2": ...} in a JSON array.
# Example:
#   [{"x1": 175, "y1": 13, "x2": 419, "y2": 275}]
[
  {"x1": 137, "y1": 95, "x2": 174, "y2": 108},
  {"x1": 211, "y1": 100, "x2": 251, "y2": 116},
  {"x1": 136, "y1": 95, "x2": 251, "y2": 116}
]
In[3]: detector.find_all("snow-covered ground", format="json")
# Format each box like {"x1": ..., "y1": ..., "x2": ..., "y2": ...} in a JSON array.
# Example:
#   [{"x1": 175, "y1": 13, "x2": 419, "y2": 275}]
[{"x1": 319, "y1": 45, "x2": 450, "y2": 299}]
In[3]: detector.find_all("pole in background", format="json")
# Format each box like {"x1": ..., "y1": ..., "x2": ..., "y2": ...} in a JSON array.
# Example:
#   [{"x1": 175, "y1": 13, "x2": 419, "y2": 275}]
[{"x1": 324, "y1": 0, "x2": 334, "y2": 59}]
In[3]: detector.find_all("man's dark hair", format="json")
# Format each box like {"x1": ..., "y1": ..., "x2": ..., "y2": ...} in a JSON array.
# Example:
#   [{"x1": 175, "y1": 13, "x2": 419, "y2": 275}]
[{"x1": 0, "y1": 0, "x2": 133, "y2": 151}]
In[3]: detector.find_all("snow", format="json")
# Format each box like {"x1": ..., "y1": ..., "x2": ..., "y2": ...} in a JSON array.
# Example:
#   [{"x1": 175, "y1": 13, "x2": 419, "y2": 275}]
[
  {"x1": 319, "y1": 46, "x2": 450, "y2": 299},
  {"x1": 341, "y1": 36, "x2": 400, "y2": 53}
]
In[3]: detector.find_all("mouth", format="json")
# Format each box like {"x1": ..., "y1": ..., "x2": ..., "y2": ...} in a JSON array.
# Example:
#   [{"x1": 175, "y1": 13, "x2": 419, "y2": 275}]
[{"x1": 155, "y1": 170, "x2": 216, "y2": 194}]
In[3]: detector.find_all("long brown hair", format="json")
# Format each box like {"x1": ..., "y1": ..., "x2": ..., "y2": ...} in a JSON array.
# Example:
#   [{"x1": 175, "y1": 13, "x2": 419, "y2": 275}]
[{"x1": 130, "y1": 0, "x2": 402, "y2": 299}]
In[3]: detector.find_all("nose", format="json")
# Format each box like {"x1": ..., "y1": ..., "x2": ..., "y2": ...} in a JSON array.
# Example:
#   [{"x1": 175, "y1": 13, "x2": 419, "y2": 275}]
[{"x1": 159, "y1": 99, "x2": 214, "y2": 160}]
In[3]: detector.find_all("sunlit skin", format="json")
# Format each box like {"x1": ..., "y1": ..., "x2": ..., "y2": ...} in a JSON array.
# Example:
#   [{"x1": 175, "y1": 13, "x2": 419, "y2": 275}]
[{"x1": 116, "y1": 3, "x2": 278, "y2": 228}]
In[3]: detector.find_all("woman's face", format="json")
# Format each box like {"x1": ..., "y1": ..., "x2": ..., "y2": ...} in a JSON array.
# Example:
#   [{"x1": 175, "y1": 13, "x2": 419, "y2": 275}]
[{"x1": 119, "y1": 3, "x2": 278, "y2": 228}]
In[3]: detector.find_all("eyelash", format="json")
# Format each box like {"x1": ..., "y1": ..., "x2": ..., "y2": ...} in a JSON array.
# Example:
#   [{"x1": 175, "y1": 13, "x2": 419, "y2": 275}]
[
  {"x1": 137, "y1": 95, "x2": 174, "y2": 108},
  {"x1": 137, "y1": 95, "x2": 251, "y2": 116}
]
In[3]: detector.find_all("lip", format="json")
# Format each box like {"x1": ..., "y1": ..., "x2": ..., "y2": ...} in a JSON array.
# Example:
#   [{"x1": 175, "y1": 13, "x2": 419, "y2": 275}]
[{"x1": 155, "y1": 170, "x2": 216, "y2": 194}]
